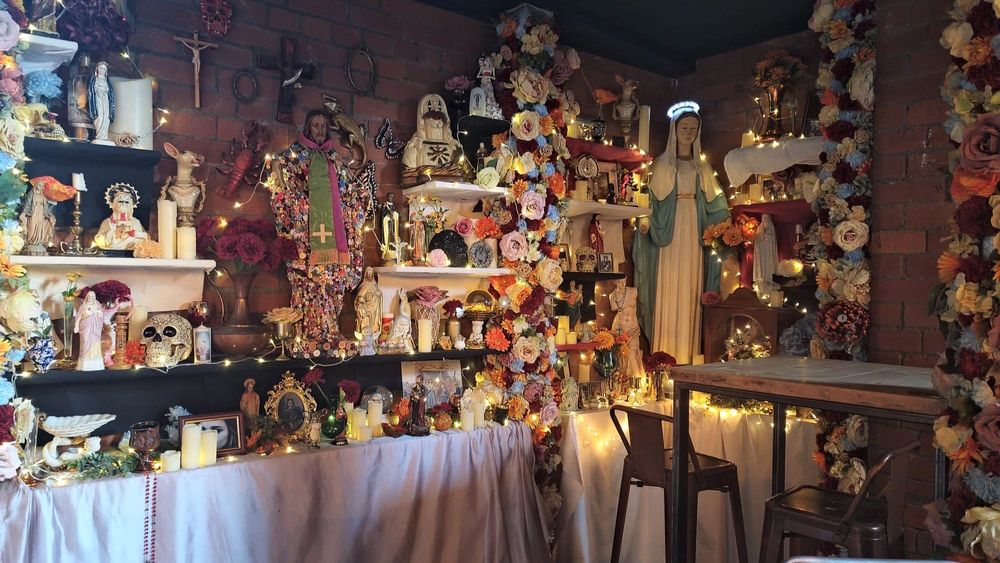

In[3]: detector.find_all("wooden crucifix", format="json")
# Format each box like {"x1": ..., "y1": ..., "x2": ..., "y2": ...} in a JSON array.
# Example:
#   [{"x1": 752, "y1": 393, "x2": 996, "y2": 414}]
[
  {"x1": 256, "y1": 36, "x2": 316, "y2": 124},
  {"x1": 173, "y1": 31, "x2": 218, "y2": 109}
]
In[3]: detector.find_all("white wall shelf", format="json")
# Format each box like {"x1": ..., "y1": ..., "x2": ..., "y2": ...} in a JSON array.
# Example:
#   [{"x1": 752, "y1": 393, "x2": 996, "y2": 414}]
[
  {"x1": 402, "y1": 181, "x2": 507, "y2": 203},
  {"x1": 566, "y1": 200, "x2": 649, "y2": 220},
  {"x1": 373, "y1": 265, "x2": 511, "y2": 279}
]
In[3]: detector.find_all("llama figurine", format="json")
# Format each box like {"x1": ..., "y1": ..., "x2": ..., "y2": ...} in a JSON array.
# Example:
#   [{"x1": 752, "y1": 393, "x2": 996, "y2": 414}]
[{"x1": 160, "y1": 142, "x2": 207, "y2": 227}]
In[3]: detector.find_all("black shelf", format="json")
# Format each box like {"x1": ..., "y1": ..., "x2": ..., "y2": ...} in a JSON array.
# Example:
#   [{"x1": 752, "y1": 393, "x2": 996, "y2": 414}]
[
  {"x1": 562, "y1": 271, "x2": 626, "y2": 283},
  {"x1": 24, "y1": 137, "x2": 162, "y2": 167}
]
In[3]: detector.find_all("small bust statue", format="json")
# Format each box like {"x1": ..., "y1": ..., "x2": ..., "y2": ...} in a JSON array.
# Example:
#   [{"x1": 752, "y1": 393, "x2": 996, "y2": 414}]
[
  {"x1": 400, "y1": 94, "x2": 472, "y2": 186},
  {"x1": 240, "y1": 378, "x2": 260, "y2": 418},
  {"x1": 406, "y1": 373, "x2": 430, "y2": 436},
  {"x1": 94, "y1": 183, "x2": 148, "y2": 251}
]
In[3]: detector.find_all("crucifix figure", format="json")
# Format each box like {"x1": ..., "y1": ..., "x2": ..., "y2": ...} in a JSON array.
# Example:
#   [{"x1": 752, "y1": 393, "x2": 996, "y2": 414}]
[
  {"x1": 257, "y1": 37, "x2": 316, "y2": 123},
  {"x1": 173, "y1": 31, "x2": 218, "y2": 109}
]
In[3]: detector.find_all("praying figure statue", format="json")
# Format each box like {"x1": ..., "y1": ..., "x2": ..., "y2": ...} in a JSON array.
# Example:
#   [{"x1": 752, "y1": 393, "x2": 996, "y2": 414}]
[
  {"x1": 354, "y1": 266, "x2": 382, "y2": 339},
  {"x1": 382, "y1": 289, "x2": 414, "y2": 354},
  {"x1": 633, "y1": 102, "x2": 729, "y2": 365},
  {"x1": 94, "y1": 183, "x2": 148, "y2": 251},
  {"x1": 379, "y1": 192, "x2": 400, "y2": 264},
  {"x1": 19, "y1": 179, "x2": 55, "y2": 255},
  {"x1": 269, "y1": 109, "x2": 372, "y2": 357},
  {"x1": 400, "y1": 94, "x2": 471, "y2": 186},
  {"x1": 88, "y1": 61, "x2": 115, "y2": 145},
  {"x1": 407, "y1": 373, "x2": 430, "y2": 436},
  {"x1": 75, "y1": 291, "x2": 112, "y2": 371}
]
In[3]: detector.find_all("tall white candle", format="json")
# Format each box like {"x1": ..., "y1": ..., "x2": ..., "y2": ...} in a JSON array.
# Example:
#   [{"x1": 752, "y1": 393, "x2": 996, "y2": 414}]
[
  {"x1": 356, "y1": 424, "x2": 372, "y2": 442},
  {"x1": 176, "y1": 226, "x2": 197, "y2": 260},
  {"x1": 367, "y1": 397, "x2": 383, "y2": 438},
  {"x1": 71, "y1": 172, "x2": 86, "y2": 192},
  {"x1": 199, "y1": 429, "x2": 217, "y2": 466},
  {"x1": 416, "y1": 318, "x2": 433, "y2": 353},
  {"x1": 309, "y1": 420, "x2": 322, "y2": 443},
  {"x1": 161, "y1": 450, "x2": 180, "y2": 472},
  {"x1": 461, "y1": 408, "x2": 475, "y2": 432},
  {"x1": 127, "y1": 305, "x2": 148, "y2": 343},
  {"x1": 473, "y1": 401, "x2": 487, "y2": 428},
  {"x1": 741, "y1": 130, "x2": 756, "y2": 148},
  {"x1": 180, "y1": 423, "x2": 201, "y2": 469},
  {"x1": 157, "y1": 199, "x2": 176, "y2": 259},
  {"x1": 637, "y1": 105, "x2": 651, "y2": 153},
  {"x1": 109, "y1": 77, "x2": 154, "y2": 150}
]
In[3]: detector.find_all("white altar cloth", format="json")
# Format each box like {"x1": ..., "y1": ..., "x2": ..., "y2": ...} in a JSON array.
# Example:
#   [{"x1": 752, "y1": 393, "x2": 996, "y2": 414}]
[
  {"x1": 1, "y1": 423, "x2": 551, "y2": 563},
  {"x1": 555, "y1": 401, "x2": 818, "y2": 563}
]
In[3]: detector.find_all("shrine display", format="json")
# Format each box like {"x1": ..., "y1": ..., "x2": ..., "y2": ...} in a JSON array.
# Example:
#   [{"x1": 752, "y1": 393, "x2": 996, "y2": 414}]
[{"x1": 400, "y1": 94, "x2": 472, "y2": 186}]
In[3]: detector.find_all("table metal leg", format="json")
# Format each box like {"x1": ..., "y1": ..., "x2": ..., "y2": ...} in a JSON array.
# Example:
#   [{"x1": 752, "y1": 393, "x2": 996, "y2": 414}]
[
  {"x1": 771, "y1": 402, "x2": 786, "y2": 496},
  {"x1": 671, "y1": 385, "x2": 690, "y2": 563},
  {"x1": 935, "y1": 449, "x2": 948, "y2": 500}
]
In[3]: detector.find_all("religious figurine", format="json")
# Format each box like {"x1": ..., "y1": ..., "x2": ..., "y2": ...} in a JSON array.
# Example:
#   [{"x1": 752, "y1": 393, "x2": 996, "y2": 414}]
[
  {"x1": 610, "y1": 279, "x2": 642, "y2": 378},
  {"x1": 476, "y1": 55, "x2": 503, "y2": 120},
  {"x1": 88, "y1": 61, "x2": 115, "y2": 145},
  {"x1": 240, "y1": 378, "x2": 260, "y2": 418},
  {"x1": 382, "y1": 289, "x2": 415, "y2": 354},
  {"x1": 94, "y1": 183, "x2": 148, "y2": 251},
  {"x1": 75, "y1": 291, "x2": 111, "y2": 371},
  {"x1": 357, "y1": 329, "x2": 378, "y2": 356},
  {"x1": 19, "y1": 179, "x2": 55, "y2": 255},
  {"x1": 753, "y1": 213, "x2": 779, "y2": 295},
  {"x1": 400, "y1": 94, "x2": 471, "y2": 186},
  {"x1": 560, "y1": 376, "x2": 579, "y2": 413},
  {"x1": 565, "y1": 281, "x2": 584, "y2": 330},
  {"x1": 409, "y1": 216, "x2": 426, "y2": 266},
  {"x1": 268, "y1": 108, "x2": 372, "y2": 357},
  {"x1": 633, "y1": 101, "x2": 729, "y2": 365},
  {"x1": 354, "y1": 267, "x2": 382, "y2": 339},
  {"x1": 406, "y1": 373, "x2": 430, "y2": 436},
  {"x1": 612, "y1": 75, "x2": 639, "y2": 139},
  {"x1": 68, "y1": 55, "x2": 93, "y2": 142},
  {"x1": 378, "y1": 192, "x2": 400, "y2": 264},
  {"x1": 161, "y1": 143, "x2": 207, "y2": 227},
  {"x1": 588, "y1": 214, "x2": 605, "y2": 253}
]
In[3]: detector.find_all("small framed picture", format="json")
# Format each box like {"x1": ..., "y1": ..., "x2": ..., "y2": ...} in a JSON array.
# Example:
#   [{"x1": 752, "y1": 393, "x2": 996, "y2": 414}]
[
  {"x1": 558, "y1": 243, "x2": 571, "y2": 271},
  {"x1": 598, "y1": 252, "x2": 614, "y2": 273},
  {"x1": 193, "y1": 326, "x2": 211, "y2": 364},
  {"x1": 178, "y1": 411, "x2": 247, "y2": 456}
]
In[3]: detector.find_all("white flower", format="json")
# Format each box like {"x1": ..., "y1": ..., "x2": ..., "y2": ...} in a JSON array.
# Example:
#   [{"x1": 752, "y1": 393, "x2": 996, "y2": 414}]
[
  {"x1": 535, "y1": 258, "x2": 563, "y2": 292},
  {"x1": 0, "y1": 442, "x2": 21, "y2": 481},
  {"x1": 167, "y1": 405, "x2": 191, "y2": 422},
  {"x1": 962, "y1": 504, "x2": 1000, "y2": 560},
  {"x1": 973, "y1": 379, "x2": 997, "y2": 409},
  {"x1": 844, "y1": 415, "x2": 868, "y2": 449},
  {"x1": 476, "y1": 167, "x2": 500, "y2": 189},
  {"x1": 836, "y1": 458, "x2": 867, "y2": 494},
  {"x1": 513, "y1": 152, "x2": 536, "y2": 176},
  {"x1": 940, "y1": 22, "x2": 974, "y2": 58},
  {"x1": 832, "y1": 220, "x2": 869, "y2": 252},
  {"x1": 0, "y1": 288, "x2": 42, "y2": 334},
  {"x1": 808, "y1": 0, "x2": 834, "y2": 32}
]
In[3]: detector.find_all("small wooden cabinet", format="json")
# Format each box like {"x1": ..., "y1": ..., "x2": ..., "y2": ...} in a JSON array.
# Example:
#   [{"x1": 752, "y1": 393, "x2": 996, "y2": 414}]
[{"x1": 702, "y1": 288, "x2": 803, "y2": 363}]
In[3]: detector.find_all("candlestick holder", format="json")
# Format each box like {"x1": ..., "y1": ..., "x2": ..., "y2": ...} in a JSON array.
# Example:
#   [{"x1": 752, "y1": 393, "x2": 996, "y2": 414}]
[
  {"x1": 58, "y1": 191, "x2": 100, "y2": 256},
  {"x1": 109, "y1": 312, "x2": 131, "y2": 370},
  {"x1": 273, "y1": 321, "x2": 295, "y2": 361}
]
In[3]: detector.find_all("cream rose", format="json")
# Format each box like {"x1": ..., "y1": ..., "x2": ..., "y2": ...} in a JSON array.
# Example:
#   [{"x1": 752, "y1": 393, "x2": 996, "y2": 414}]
[
  {"x1": 535, "y1": 258, "x2": 563, "y2": 292},
  {"x1": 512, "y1": 336, "x2": 542, "y2": 364},
  {"x1": 962, "y1": 504, "x2": 1000, "y2": 560},
  {"x1": 974, "y1": 378, "x2": 997, "y2": 408},
  {"x1": 520, "y1": 32, "x2": 543, "y2": 55},
  {"x1": 832, "y1": 220, "x2": 869, "y2": 252},
  {"x1": 510, "y1": 68, "x2": 547, "y2": 103},
  {"x1": 520, "y1": 190, "x2": 546, "y2": 220},
  {"x1": 0, "y1": 288, "x2": 42, "y2": 334},
  {"x1": 844, "y1": 415, "x2": 868, "y2": 449},
  {"x1": 808, "y1": 0, "x2": 834, "y2": 32},
  {"x1": 500, "y1": 231, "x2": 528, "y2": 262},
  {"x1": 941, "y1": 21, "x2": 974, "y2": 58},
  {"x1": 933, "y1": 415, "x2": 972, "y2": 454},
  {"x1": 836, "y1": 458, "x2": 867, "y2": 494},
  {"x1": 476, "y1": 166, "x2": 500, "y2": 189},
  {"x1": 0, "y1": 442, "x2": 20, "y2": 482},
  {"x1": 512, "y1": 111, "x2": 542, "y2": 141}
]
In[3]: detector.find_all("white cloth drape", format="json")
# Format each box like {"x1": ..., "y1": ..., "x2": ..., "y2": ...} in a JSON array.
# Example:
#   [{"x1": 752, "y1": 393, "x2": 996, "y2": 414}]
[
  {"x1": 555, "y1": 401, "x2": 818, "y2": 563},
  {"x1": 723, "y1": 136, "x2": 824, "y2": 187},
  {"x1": 1, "y1": 423, "x2": 551, "y2": 563}
]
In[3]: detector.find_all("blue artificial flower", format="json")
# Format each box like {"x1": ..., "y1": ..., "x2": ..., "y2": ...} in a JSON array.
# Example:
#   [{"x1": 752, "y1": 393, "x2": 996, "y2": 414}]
[
  {"x1": 966, "y1": 468, "x2": 1000, "y2": 503},
  {"x1": 959, "y1": 328, "x2": 982, "y2": 351},
  {"x1": 515, "y1": 23, "x2": 526, "y2": 37},
  {"x1": 517, "y1": 218, "x2": 528, "y2": 231},
  {"x1": 6, "y1": 348, "x2": 25, "y2": 365},
  {"x1": 992, "y1": 35, "x2": 1000, "y2": 60},
  {"x1": 844, "y1": 249, "x2": 864, "y2": 263},
  {"x1": 536, "y1": 135, "x2": 548, "y2": 147},
  {"x1": 546, "y1": 205, "x2": 560, "y2": 221},
  {"x1": 534, "y1": 104, "x2": 548, "y2": 116},
  {"x1": 545, "y1": 163, "x2": 556, "y2": 177},
  {"x1": 827, "y1": 79, "x2": 844, "y2": 94},
  {"x1": 516, "y1": 99, "x2": 526, "y2": 110},
  {"x1": 0, "y1": 377, "x2": 13, "y2": 404},
  {"x1": 510, "y1": 380, "x2": 525, "y2": 394},
  {"x1": 834, "y1": 44, "x2": 858, "y2": 61},
  {"x1": 527, "y1": 168, "x2": 538, "y2": 179},
  {"x1": 845, "y1": 151, "x2": 867, "y2": 168},
  {"x1": 545, "y1": 230, "x2": 557, "y2": 242},
  {"x1": 779, "y1": 313, "x2": 816, "y2": 357},
  {"x1": 24, "y1": 71, "x2": 62, "y2": 104},
  {"x1": 0, "y1": 152, "x2": 15, "y2": 173},
  {"x1": 836, "y1": 184, "x2": 854, "y2": 198},
  {"x1": 833, "y1": 7, "x2": 851, "y2": 20},
  {"x1": 0, "y1": 219, "x2": 16, "y2": 232},
  {"x1": 510, "y1": 358, "x2": 526, "y2": 373},
  {"x1": 962, "y1": 76, "x2": 979, "y2": 91}
]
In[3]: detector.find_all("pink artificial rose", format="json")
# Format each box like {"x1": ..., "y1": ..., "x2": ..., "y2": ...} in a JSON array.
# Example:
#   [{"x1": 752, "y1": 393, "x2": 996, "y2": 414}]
[
  {"x1": 511, "y1": 111, "x2": 541, "y2": 141},
  {"x1": 427, "y1": 249, "x2": 449, "y2": 267},
  {"x1": 454, "y1": 217, "x2": 474, "y2": 237},
  {"x1": 500, "y1": 231, "x2": 528, "y2": 262},
  {"x1": 962, "y1": 112, "x2": 1000, "y2": 173},
  {"x1": 974, "y1": 403, "x2": 1000, "y2": 453},
  {"x1": 540, "y1": 400, "x2": 559, "y2": 426},
  {"x1": 444, "y1": 75, "x2": 473, "y2": 92},
  {"x1": 519, "y1": 190, "x2": 546, "y2": 220},
  {"x1": 0, "y1": 442, "x2": 20, "y2": 481},
  {"x1": 523, "y1": 381, "x2": 542, "y2": 402},
  {"x1": 701, "y1": 291, "x2": 721, "y2": 305}
]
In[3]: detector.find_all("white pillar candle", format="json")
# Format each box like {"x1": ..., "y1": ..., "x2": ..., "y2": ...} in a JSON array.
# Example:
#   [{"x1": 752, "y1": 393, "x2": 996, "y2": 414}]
[
  {"x1": 574, "y1": 180, "x2": 590, "y2": 201},
  {"x1": 557, "y1": 316, "x2": 570, "y2": 332},
  {"x1": 555, "y1": 329, "x2": 566, "y2": 346},
  {"x1": 351, "y1": 409, "x2": 366, "y2": 440},
  {"x1": 109, "y1": 77, "x2": 154, "y2": 150},
  {"x1": 566, "y1": 332, "x2": 577, "y2": 345},
  {"x1": 176, "y1": 226, "x2": 197, "y2": 260},
  {"x1": 473, "y1": 401, "x2": 487, "y2": 428},
  {"x1": 637, "y1": 105, "x2": 651, "y2": 153},
  {"x1": 577, "y1": 363, "x2": 591, "y2": 381},
  {"x1": 180, "y1": 423, "x2": 201, "y2": 469},
  {"x1": 161, "y1": 450, "x2": 180, "y2": 472},
  {"x1": 693, "y1": 354, "x2": 705, "y2": 365},
  {"x1": 741, "y1": 130, "x2": 756, "y2": 148},
  {"x1": 72, "y1": 172, "x2": 86, "y2": 192},
  {"x1": 461, "y1": 408, "x2": 475, "y2": 432},
  {"x1": 157, "y1": 199, "x2": 176, "y2": 259},
  {"x1": 356, "y1": 424, "x2": 372, "y2": 442},
  {"x1": 199, "y1": 429, "x2": 217, "y2": 466},
  {"x1": 127, "y1": 305, "x2": 148, "y2": 343},
  {"x1": 416, "y1": 318, "x2": 433, "y2": 353},
  {"x1": 367, "y1": 398, "x2": 383, "y2": 437},
  {"x1": 749, "y1": 182, "x2": 764, "y2": 202}
]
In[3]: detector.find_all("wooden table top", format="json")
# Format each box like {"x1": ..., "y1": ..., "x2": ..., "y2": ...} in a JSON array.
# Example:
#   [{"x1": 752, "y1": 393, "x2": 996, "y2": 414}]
[{"x1": 672, "y1": 356, "x2": 944, "y2": 417}]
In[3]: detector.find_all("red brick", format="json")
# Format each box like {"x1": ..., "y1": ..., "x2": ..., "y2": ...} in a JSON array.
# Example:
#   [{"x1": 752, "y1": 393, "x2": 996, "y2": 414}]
[
  {"x1": 903, "y1": 302, "x2": 937, "y2": 329},
  {"x1": 903, "y1": 202, "x2": 951, "y2": 229},
  {"x1": 907, "y1": 99, "x2": 948, "y2": 126},
  {"x1": 871, "y1": 302, "x2": 902, "y2": 328},
  {"x1": 873, "y1": 179, "x2": 943, "y2": 204},
  {"x1": 922, "y1": 330, "x2": 946, "y2": 354},
  {"x1": 871, "y1": 254, "x2": 904, "y2": 279},
  {"x1": 904, "y1": 253, "x2": 937, "y2": 279},
  {"x1": 872, "y1": 204, "x2": 904, "y2": 230},
  {"x1": 870, "y1": 329, "x2": 923, "y2": 354},
  {"x1": 871, "y1": 152, "x2": 906, "y2": 180},
  {"x1": 872, "y1": 231, "x2": 927, "y2": 254},
  {"x1": 267, "y1": 6, "x2": 302, "y2": 33}
]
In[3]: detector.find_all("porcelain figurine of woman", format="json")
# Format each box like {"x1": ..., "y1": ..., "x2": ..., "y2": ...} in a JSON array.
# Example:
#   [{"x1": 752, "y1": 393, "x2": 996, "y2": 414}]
[
  {"x1": 94, "y1": 183, "x2": 148, "y2": 250},
  {"x1": 382, "y1": 288, "x2": 414, "y2": 354},
  {"x1": 354, "y1": 266, "x2": 382, "y2": 338},
  {"x1": 610, "y1": 279, "x2": 642, "y2": 378},
  {"x1": 240, "y1": 378, "x2": 260, "y2": 418},
  {"x1": 588, "y1": 214, "x2": 605, "y2": 253},
  {"x1": 633, "y1": 101, "x2": 729, "y2": 364},
  {"x1": 88, "y1": 61, "x2": 115, "y2": 145},
  {"x1": 75, "y1": 291, "x2": 109, "y2": 371},
  {"x1": 19, "y1": 180, "x2": 55, "y2": 255}
]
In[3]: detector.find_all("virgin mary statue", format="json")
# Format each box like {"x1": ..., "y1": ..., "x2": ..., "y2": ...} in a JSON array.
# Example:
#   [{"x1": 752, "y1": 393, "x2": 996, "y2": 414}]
[{"x1": 633, "y1": 101, "x2": 729, "y2": 364}]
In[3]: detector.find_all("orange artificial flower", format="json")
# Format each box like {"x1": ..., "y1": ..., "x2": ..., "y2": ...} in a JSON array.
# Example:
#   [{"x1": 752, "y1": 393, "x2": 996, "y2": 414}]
[
  {"x1": 593, "y1": 88, "x2": 618, "y2": 105},
  {"x1": 549, "y1": 107, "x2": 565, "y2": 129},
  {"x1": 993, "y1": 262, "x2": 1000, "y2": 282},
  {"x1": 951, "y1": 166, "x2": 1000, "y2": 203},
  {"x1": 548, "y1": 172, "x2": 565, "y2": 196},
  {"x1": 811, "y1": 451, "x2": 827, "y2": 473},
  {"x1": 508, "y1": 396, "x2": 528, "y2": 420},
  {"x1": 533, "y1": 151, "x2": 549, "y2": 167},
  {"x1": 820, "y1": 227, "x2": 834, "y2": 246},
  {"x1": 827, "y1": 20, "x2": 850, "y2": 40},
  {"x1": 854, "y1": 47, "x2": 875, "y2": 64},
  {"x1": 0, "y1": 255, "x2": 25, "y2": 279},
  {"x1": 964, "y1": 37, "x2": 993, "y2": 70},
  {"x1": 490, "y1": 274, "x2": 517, "y2": 295},
  {"x1": 533, "y1": 426, "x2": 548, "y2": 442},
  {"x1": 499, "y1": 18, "x2": 516, "y2": 38},
  {"x1": 501, "y1": 317, "x2": 515, "y2": 334},
  {"x1": 510, "y1": 179, "x2": 528, "y2": 200},
  {"x1": 485, "y1": 327, "x2": 510, "y2": 352},
  {"x1": 593, "y1": 329, "x2": 615, "y2": 351},
  {"x1": 491, "y1": 132, "x2": 508, "y2": 149},
  {"x1": 539, "y1": 115, "x2": 555, "y2": 136},
  {"x1": 475, "y1": 216, "x2": 501, "y2": 239},
  {"x1": 722, "y1": 226, "x2": 742, "y2": 246},
  {"x1": 948, "y1": 436, "x2": 984, "y2": 475},
  {"x1": 820, "y1": 88, "x2": 839, "y2": 107},
  {"x1": 937, "y1": 251, "x2": 962, "y2": 283},
  {"x1": 546, "y1": 245, "x2": 561, "y2": 259}
]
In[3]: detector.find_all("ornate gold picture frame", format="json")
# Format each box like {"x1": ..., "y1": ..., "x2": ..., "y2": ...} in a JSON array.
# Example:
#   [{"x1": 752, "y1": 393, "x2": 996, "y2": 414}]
[{"x1": 264, "y1": 371, "x2": 318, "y2": 440}]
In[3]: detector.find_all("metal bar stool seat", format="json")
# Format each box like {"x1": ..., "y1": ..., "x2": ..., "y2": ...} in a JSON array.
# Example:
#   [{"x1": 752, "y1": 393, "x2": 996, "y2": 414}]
[{"x1": 610, "y1": 405, "x2": 749, "y2": 563}]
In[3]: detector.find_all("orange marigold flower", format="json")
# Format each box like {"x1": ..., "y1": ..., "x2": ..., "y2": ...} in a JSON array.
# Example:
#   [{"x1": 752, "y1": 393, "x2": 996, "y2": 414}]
[
  {"x1": 490, "y1": 274, "x2": 517, "y2": 295},
  {"x1": 722, "y1": 226, "x2": 742, "y2": 246},
  {"x1": 539, "y1": 115, "x2": 555, "y2": 136},
  {"x1": 594, "y1": 329, "x2": 615, "y2": 351},
  {"x1": 593, "y1": 88, "x2": 618, "y2": 105},
  {"x1": 510, "y1": 179, "x2": 529, "y2": 199},
  {"x1": 491, "y1": 132, "x2": 508, "y2": 149},
  {"x1": 811, "y1": 451, "x2": 827, "y2": 472},
  {"x1": 533, "y1": 151, "x2": 549, "y2": 167},
  {"x1": 948, "y1": 436, "x2": 984, "y2": 475},
  {"x1": 828, "y1": 20, "x2": 850, "y2": 40},
  {"x1": 485, "y1": 327, "x2": 510, "y2": 352},
  {"x1": 0, "y1": 255, "x2": 25, "y2": 279},
  {"x1": 475, "y1": 216, "x2": 501, "y2": 239},
  {"x1": 549, "y1": 107, "x2": 565, "y2": 128},
  {"x1": 546, "y1": 245, "x2": 560, "y2": 259},
  {"x1": 548, "y1": 172, "x2": 565, "y2": 196},
  {"x1": 937, "y1": 251, "x2": 963, "y2": 283},
  {"x1": 964, "y1": 37, "x2": 992, "y2": 70},
  {"x1": 951, "y1": 166, "x2": 1000, "y2": 204}
]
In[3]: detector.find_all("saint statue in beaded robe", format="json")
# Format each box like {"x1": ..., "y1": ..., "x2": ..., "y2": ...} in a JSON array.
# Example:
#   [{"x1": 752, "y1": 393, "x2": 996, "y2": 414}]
[{"x1": 268, "y1": 109, "x2": 371, "y2": 357}]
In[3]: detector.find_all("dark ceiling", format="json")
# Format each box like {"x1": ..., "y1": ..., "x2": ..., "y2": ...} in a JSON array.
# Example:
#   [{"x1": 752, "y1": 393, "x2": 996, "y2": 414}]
[{"x1": 417, "y1": 0, "x2": 815, "y2": 77}]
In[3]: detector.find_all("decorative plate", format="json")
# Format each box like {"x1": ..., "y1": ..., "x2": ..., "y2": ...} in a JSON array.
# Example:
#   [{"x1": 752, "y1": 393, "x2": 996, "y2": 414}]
[
  {"x1": 428, "y1": 230, "x2": 468, "y2": 268},
  {"x1": 575, "y1": 155, "x2": 599, "y2": 179},
  {"x1": 41, "y1": 414, "x2": 117, "y2": 438},
  {"x1": 468, "y1": 239, "x2": 494, "y2": 268}
]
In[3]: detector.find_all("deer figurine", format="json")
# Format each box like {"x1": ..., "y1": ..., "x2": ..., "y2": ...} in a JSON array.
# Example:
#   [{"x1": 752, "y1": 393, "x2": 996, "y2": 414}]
[
  {"x1": 160, "y1": 142, "x2": 207, "y2": 227},
  {"x1": 612, "y1": 75, "x2": 639, "y2": 138}
]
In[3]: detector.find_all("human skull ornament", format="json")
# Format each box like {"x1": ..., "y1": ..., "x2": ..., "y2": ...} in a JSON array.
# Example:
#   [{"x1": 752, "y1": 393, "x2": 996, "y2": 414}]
[
  {"x1": 576, "y1": 246, "x2": 597, "y2": 273},
  {"x1": 141, "y1": 313, "x2": 193, "y2": 368}
]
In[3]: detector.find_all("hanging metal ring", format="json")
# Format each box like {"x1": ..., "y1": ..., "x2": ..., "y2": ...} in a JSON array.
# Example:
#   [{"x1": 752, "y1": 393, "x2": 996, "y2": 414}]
[
  {"x1": 345, "y1": 44, "x2": 377, "y2": 97},
  {"x1": 233, "y1": 70, "x2": 258, "y2": 104}
]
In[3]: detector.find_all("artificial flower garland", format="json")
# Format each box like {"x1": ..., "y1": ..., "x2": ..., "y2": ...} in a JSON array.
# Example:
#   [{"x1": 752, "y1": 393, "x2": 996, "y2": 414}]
[
  {"x1": 928, "y1": 1, "x2": 1000, "y2": 558},
  {"x1": 478, "y1": 8, "x2": 575, "y2": 518},
  {"x1": 808, "y1": 0, "x2": 876, "y2": 495}
]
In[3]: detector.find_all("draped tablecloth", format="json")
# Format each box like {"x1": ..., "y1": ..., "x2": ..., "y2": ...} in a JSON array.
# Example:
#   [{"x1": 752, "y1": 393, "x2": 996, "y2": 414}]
[
  {"x1": 0, "y1": 423, "x2": 551, "y2": 563},
  {"x1": 555, "y1": 401, "x2": 818, "y2": 563}
]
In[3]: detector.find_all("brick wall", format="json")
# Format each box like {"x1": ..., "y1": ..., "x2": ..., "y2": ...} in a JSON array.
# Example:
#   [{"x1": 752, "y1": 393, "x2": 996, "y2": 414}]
[{"x1": 129, "y1": 0, "x2": 677, "y2": 322}]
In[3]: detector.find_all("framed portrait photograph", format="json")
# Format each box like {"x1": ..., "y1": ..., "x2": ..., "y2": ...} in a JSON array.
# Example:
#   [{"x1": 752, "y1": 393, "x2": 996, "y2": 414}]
[
  {"x1": 597, "y1": 252, "x2": 614, "y2": 273},
  {"x1": 265, "y1": 371, "x2": 318, "y2": 439},
  {"x1": 178, "y1": 411, "x2": 247, "y2": 456}
]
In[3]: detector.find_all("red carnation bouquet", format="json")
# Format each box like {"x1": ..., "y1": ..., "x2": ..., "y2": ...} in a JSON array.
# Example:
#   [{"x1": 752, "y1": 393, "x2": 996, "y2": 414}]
[
  {"x1": 196, "y1": 216, "x2": 297, "y2": 275},
  {"x1": 78, "y1": 279, "x2": 131, "y2": 307}
]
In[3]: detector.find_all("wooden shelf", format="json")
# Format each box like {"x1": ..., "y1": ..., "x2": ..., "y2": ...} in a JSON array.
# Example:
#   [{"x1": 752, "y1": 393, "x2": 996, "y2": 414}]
[
  {"x1": 730, "y1": 199, "x2": 813, "y2": 224},
  {"x1": 562, "y1": 271, "x2": 626, "y2": 282},
  {"x1": 24, "y1": 136, "x2": 161, "y2": 167},
  {"x1": 566, "y1": 199, "x2": 648, "y2": 220},
  {"x1": 402, "y1": 180, "x2": 506, "y2": 202},
  {"x1": 374, "y1": 265, "x2": 511, "y2": 278},
  {"x1": 566, "y1": 137, "x2": 652, "y2": 170},
  {"x1": 12, "y1": 255, "x2": 216, "y2": 271},
  {"x1": 556, "y1": 342, "x2": 598, "y2": 352}
]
